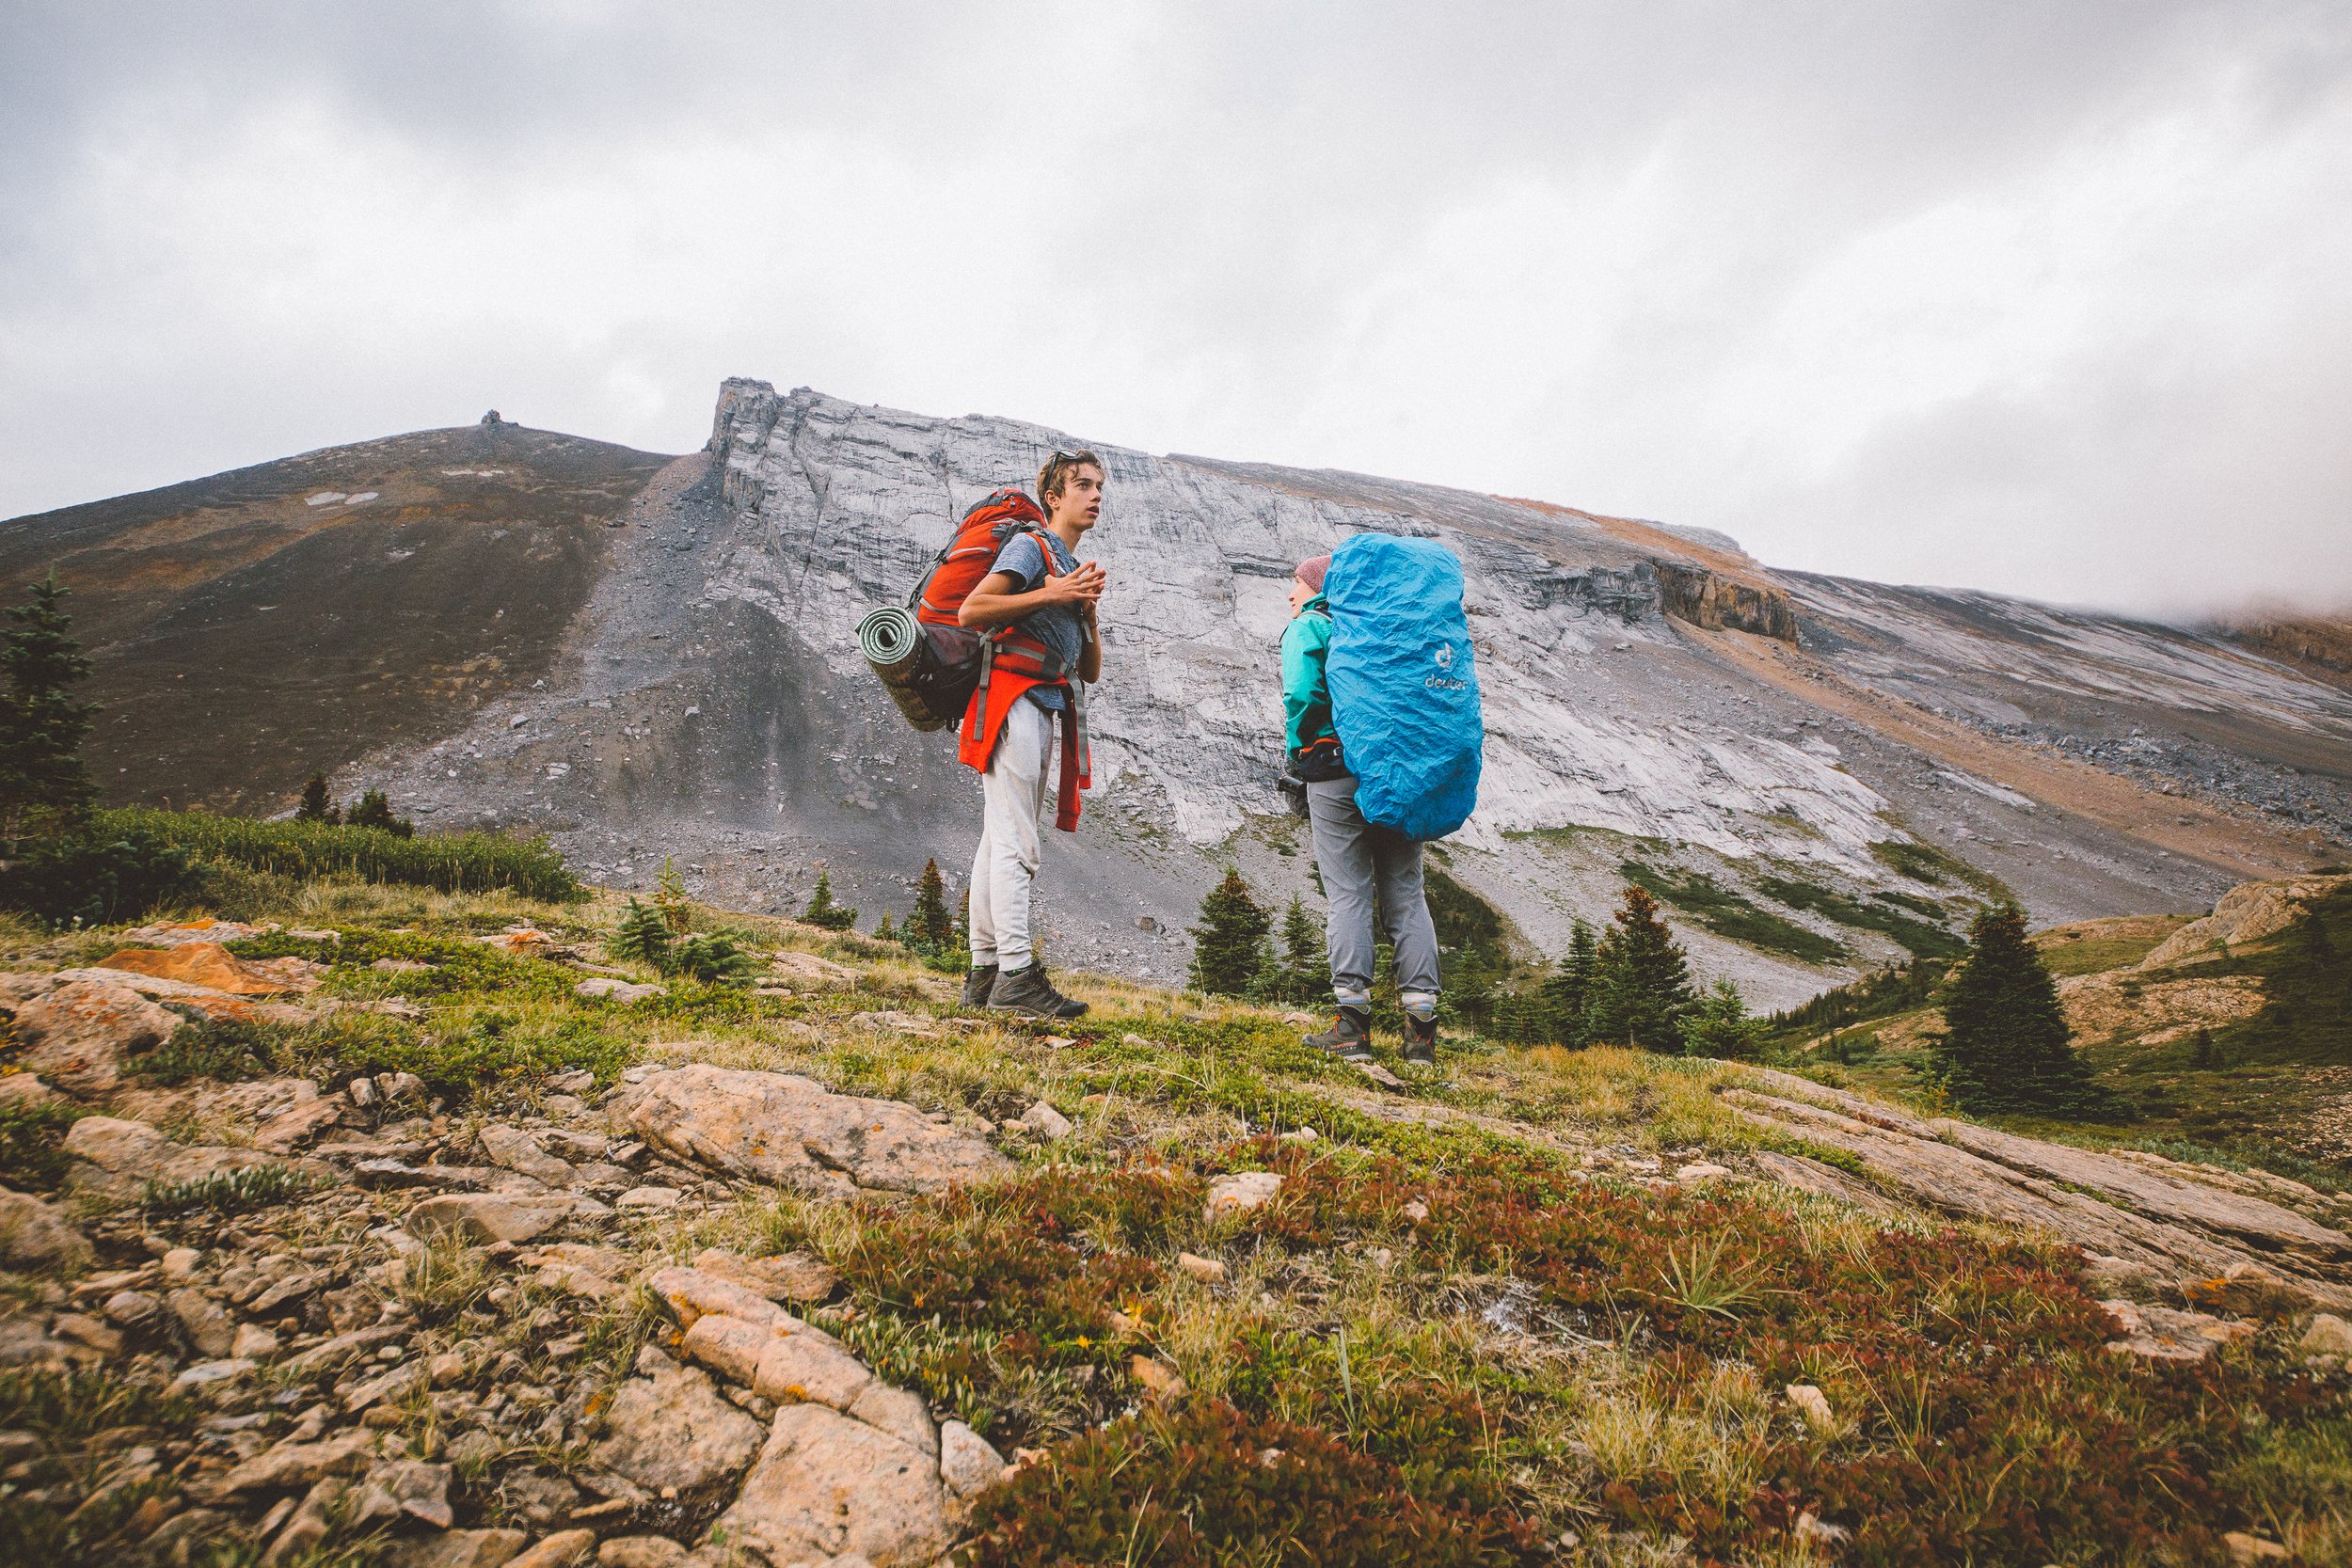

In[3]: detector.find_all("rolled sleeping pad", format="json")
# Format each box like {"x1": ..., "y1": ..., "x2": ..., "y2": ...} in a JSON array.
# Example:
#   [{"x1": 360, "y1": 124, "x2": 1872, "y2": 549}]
[{"x1": 857, "y1": 606, "x2": 982, "y2": 732}]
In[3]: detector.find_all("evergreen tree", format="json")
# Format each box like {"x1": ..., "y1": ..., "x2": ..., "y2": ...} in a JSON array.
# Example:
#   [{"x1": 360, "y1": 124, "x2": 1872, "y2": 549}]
[
  {"x1": 1927, "y1": 904, "x2": 2127, "y2": 1118},
  {"x1": 1586, "y1": 885, "x2": 1696, "y2": 1052},
  {"x1": 1539, "y1": 919, "x2": 1599, "y2": 1046},
  {"x1": 801, "y1": 871, "x2": 857, "y2": 931},
  {"x1": 1274, "y1": 895, "x2": 1328, "y2": 1003},
  {"x1": 2188, "y1": 1027, "x2": 2219, "y2": 1070},
  {"x1": 295, "y1": 773, "x2": 340, "y2": 825},
  {"x1": 1680, "y1": 978, "x2": 1766, "y2": 1059},
  {"x1": 346, "y1": 789, "x2": 414, "y2": 837},
  {"x1": 1487, "y1": 988, "x2": 1545, "y2": 1044},
  {"x1": 909, "y1": 859, "x2": 956, "y2": 952},
  {"x1": 672, "y1": 930, "x2": 755, "y2": 987},
  {"x1": 608, "y1": 897, "x2": 675, "y2": 973},
  {"x1": 653, "y1": 857, "x2": 693, "y2": 932},
  {"x1": 0, "y1": 572, "x2": 97, "y2": 851},
  {"x1": 873, "y1": 911, "x2": 898, "y2": 942},
  {"x1": 1189, "y1": 867, "x2": 1271, "y2": 996}
]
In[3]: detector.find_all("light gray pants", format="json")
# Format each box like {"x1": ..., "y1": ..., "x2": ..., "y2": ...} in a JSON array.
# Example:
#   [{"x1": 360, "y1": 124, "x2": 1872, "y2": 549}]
[{"x1": 1306, "y1": 775, "x2": 1440, "y2": 1015}]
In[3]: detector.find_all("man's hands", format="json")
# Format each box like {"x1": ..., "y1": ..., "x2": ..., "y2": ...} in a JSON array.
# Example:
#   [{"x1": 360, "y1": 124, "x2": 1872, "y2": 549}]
[{"x1": 959, "y1": 562, "x2": 1107, "y2": 629}]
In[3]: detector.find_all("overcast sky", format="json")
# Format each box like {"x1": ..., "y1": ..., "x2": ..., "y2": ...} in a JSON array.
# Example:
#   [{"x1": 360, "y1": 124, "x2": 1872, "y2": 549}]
[{"x1": 3, "y1": 2, "x2": 2347, "y2": 616}]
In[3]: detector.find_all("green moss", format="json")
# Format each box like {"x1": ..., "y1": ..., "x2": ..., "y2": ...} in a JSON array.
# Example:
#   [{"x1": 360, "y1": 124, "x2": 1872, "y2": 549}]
[
  {"x1": 1757, "y1": 874, "x2": 1964, "y2": 960},
  {"x1": 1618, "y1": 862, "x2": 1847, "y2": 965},
  {"x1": 1869, "y1": 837, "x2": 2013, "y2": 901}
]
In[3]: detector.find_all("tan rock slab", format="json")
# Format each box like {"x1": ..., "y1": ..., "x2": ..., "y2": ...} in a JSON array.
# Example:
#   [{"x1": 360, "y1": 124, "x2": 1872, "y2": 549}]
[
  {"x1": 936, "y1": 1420, "x2": 1004, "y2": 1499},
  {"x1": 387, "y1": 1528, "x2": 531, "y2": 1568},
  {"x1": 504, "y1": 1529, "x2": 597, "y2": 1568},
  {"x1": 405, "y1": 1193, "x2": 571, "y2": 1245},
  {"x1": 0, "y1": 1183, "x2": 92, "y2": 1270},
  {"x1": 753, "y1": 1332, "x2": 873, "y2": 1411},
  {"x1": 598, "y1": 1538, "x2": 690, "y2": 1568},
  {"x1": 768, "y1": 951, "x2": 861, "y2": 990},
  {"x1": 691, "y1": 1247, "x2": 837, "y2": 1305},
  {"x1": 613, "y1": 1066, "x2": 1010, "y2": 1196},
  {"x1": 1175, "y1": 1252, "x2": 1226, "y2": 1284},
  {"x1": 13, "y1": 977, "x2": 179, "y2": 1097},
  {"x1": 200, "y1": 1433, "x2": 373, "y2": 1500},
  {"x1": 679, "y1": 1313, "x2": 771, "y2": 1386},
  {"x1": 480, "y1": 1125, "x2": 575, "y2": 1183},
  {"x1": 96, "y1": 942, "x2": 322, "y2": 997},
  {"x1": 1204, "y1": 1171, "x2": 1282, "y2": 1219},
  {"x1": 169, "y1": 1286, "x2": 237, "y2": 1357},
  {"x1": 847, "y1": 1384, "x2": 935, "y2": 1457},
  {"x1": 710, "y1": 1403, "x2": 949, "y2": 1566},
  {"x1": 2300, "y1": 1312, "x2": 2352, "y2": 1356},
  {"x1": 592, "y1": 1359, "x2": 763, "y2": 1495}
]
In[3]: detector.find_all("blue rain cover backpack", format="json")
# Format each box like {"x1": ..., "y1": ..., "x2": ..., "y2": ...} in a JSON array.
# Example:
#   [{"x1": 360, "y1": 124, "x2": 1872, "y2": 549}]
[{"x1": 1323, "y1": 532, "x2": 1484, "y2": 840}]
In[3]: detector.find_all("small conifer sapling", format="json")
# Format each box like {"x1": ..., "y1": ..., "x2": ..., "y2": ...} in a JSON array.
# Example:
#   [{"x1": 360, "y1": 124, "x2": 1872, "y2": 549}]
[
  {"x1": 801, "y1": 871, "x2": 858, "y2": 932},
  {"x1": 295, "y1": 773, "x2": 340, "y2": 825},
  {"x1": 1189, "y1": 867, "x2": 1271, "y2": 997}
]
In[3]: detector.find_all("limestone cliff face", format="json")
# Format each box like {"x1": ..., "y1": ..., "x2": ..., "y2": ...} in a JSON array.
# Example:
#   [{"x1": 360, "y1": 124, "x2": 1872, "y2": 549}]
[{"x1": 700, "y1": 380, "x2": 1884, "y2": 860}]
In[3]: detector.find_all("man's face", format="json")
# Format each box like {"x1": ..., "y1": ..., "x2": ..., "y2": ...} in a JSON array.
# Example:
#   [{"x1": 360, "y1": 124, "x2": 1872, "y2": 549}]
[{"x1": 1049, "y1": 464, "x2": 1105, "y2": 533}]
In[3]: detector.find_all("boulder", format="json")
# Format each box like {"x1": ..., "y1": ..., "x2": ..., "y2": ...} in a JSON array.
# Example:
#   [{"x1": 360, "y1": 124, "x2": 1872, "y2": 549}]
[
  {"x1": 709, "y1": 1403, "x2": 949, "y2": 1566},
  {"x1": 1018, "y1": 1101, "x2": 1073, "y2": 1140},
  {"x1": 651, "y1": 1265, "x2": 806, "y2": 1331},
  {"x1": 199, "y1": 1433, "x2": 373, "y2": 1500},
  {"x1": 597, "y1": 1540, "x2": 690, "y2": 1568},
  {"x1": 353, "y1": 1460, "x2": 456, "y2": 1529},
  {"x1": 752, "y1": 1331, "x2": 874, "y2": 1411},
  {"x1": 575, "y1": 977, "x2": 666, "y2": 1003},
  {"x1": 506, "y1": 1531, "x2": 598, "y2": 1568},
  {"x1": 2301, "y1": 1312, "x2": 2352, "y2": 1357},
  {"x1": 591, "y1": 1358, "x2": 763, "y2": 1494},
  {"x1": 405, "y1": 1193, "x2": 572, "y2": 1245},
  {"x1": 1204, "y1": 1171, "x2": 1283, "y2": 1219},
  {"x1": 768, "y1": 952, "x2": 861, "y2": 991},
  {"x1": 480, "y1": 1125, "x2": 575, "y2": 1183},
  {"x1": 386, "y1": 1529, "x2": 531, "y2": 1568},
  {"x1": 613, "y1": 1066, "x2": 1011, "y2": 1196},
  {"x1": 62, "y1": 1116, "x2": 287, "y2": 1199},
  {"x1": 169, "y1": 1286, "x2": 238, "y2": 1357},
  {"x1": 679, "y1": 1313, "x2": 773, "y2": 1386},
  {"x1": 848, "y1": 1384, "x2": 935, "y2": 1456},
  {"x1": 13, "y1": 978, "x2": 179, "y2": 1096},
  {"x1": 1716, "y1": 1069, "x2": 2352, "y2": 1304},
  {"x1": 0, "y1": 1184, "x2": 92, "y2": 1270},
  {"x1": 691, "y1": 1247, "x2": 837, "y2": 1305},
  {"x1": 95, "y1": 942, "x2": 322, "y2": 996},
  {"x1": 937, "y1": 1420, "x2": 1005, "y2": 1499}
]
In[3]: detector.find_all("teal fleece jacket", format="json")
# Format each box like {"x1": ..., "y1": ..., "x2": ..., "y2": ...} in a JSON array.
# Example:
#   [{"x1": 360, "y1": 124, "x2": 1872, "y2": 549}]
[{"x1": 1280, "y1": 596, "x2": 1335, "y2": 755}]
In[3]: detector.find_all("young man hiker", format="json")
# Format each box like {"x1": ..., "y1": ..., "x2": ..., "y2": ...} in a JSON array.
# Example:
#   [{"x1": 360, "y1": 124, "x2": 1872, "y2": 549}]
[
  {"x1": 954, "y1": 450, "x2": 1106, "y2": 1020},
  {"x1": 1281, "y1": 553, "x2": 1443, "y2": 1065}
]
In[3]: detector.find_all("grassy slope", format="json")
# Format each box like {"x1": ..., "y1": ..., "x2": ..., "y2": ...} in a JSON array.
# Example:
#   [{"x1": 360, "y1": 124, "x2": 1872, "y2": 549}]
[{"x1": 4, "y1": 878, "x2": 2347, "y2": 1566}]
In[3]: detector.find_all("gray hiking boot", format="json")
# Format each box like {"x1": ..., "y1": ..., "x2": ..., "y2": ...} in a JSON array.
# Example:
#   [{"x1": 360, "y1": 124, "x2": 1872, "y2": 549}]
[
  {"x1": 961, "y1": 964, "x2": 998, "y2": 1009},
  {"x1": 1303, "y1": 1006, "x2": 1375, "y2": 1063},
  {"x1": 1402, "y1": 1013, "x2": 1438, "y2": 1067},
  {"x1": 987, "y1": 961, "x2": 1088, "y2": 1020}
]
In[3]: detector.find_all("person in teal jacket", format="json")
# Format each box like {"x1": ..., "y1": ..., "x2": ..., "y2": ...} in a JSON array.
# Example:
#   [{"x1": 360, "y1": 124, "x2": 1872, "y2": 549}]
[{"x1": 1279, "y1": 553, "x2": 1443, "y2": 1065}]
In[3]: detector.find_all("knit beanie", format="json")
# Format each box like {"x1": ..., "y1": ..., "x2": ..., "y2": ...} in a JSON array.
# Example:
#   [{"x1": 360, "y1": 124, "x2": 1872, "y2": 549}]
[{"x1": 1295, "y1": 554, "x2": 1331, "y2": 593}]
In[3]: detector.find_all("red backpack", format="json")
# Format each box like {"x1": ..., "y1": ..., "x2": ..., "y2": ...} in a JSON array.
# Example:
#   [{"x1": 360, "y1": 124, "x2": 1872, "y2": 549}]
[{"x1": 857, "y1": 489, "x2": 1065, "y2": 732}]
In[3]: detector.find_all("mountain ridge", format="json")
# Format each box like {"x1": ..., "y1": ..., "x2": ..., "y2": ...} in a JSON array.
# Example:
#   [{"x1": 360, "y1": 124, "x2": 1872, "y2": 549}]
[{"x1": 6, "y1": 380, "x2": 2348, "y2": 1006}]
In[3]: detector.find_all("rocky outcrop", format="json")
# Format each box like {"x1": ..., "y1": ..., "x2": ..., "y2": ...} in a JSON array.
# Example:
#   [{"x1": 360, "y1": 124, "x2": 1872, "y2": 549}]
[
  {"x1": 1720, "y1": 1068, "x2": 2352, "y2": 1304},
  {"x1": 6, "y1": 975, "x2": 181, "y2": 1097},
  {"x1": 2138, "y1": 873, "x2": 2352, "y2": 970},
  {"x1": 611, "y1": 1065, "x2": 1011, "y2": 1196},
  {"x1": 1653, "y1": 561, "x2": 1802, "y2": 642}
]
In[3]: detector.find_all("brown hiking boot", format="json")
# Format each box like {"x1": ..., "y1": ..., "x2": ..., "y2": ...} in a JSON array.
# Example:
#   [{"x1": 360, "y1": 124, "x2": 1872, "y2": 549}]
[
  {"x1": 987, "y1": 961, "x2": 1088, "y2": 1020},
  {"x1": 1303, "y1": 1006, "x2": 1375, "y2": 1063},
  {"x1": 1403, "y1": 1013, "x2": 1438, "y2": 1067},
  {"x1": 961, "y1": 965, "x2": 998, "y2": 1009}
]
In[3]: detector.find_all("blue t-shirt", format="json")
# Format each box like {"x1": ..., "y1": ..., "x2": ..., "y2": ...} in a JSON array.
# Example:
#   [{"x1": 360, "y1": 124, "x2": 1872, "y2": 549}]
[{"x1": 993, "y1": 531, "x2": 1086, "y2": 711}]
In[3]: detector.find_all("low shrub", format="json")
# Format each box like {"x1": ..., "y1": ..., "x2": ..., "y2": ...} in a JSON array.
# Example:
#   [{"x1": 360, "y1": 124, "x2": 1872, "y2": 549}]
[
  {"x1": 140, "y1": 1164, "x2": 317, "y2": 1215},
  {"x1": 964, "y1": 1402, "x2": 1547, "y2": 1567},
  {"x1": 0, "y1": 827, "x2": 197, "y2": 927},
  {"x1": 0, "y1": 1096, "x2": 90, "y2": 1190},
  {"x1": 94, "y1": 807, "x2": 582, "y2": 902},
  {"x1": 126, "y1": 1015, "x2": 280, "y2": 1085}
]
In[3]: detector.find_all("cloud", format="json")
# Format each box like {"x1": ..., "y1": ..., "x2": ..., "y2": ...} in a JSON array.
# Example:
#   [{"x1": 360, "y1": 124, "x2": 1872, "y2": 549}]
[{"x1": 1, "y1": 1, "x2": 2347, "y2": 614}]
